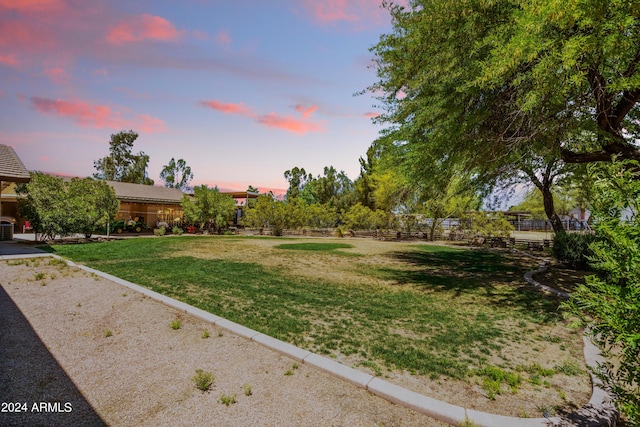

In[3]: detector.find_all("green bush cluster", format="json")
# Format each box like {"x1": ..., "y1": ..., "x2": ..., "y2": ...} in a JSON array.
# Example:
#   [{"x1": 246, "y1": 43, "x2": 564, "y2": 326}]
[
  {"x1": 563, "y1": 159, "x2": 640, "y2": 425},
  {"x1": 552, "y1": 232, "x2": 596, "y2": 270}
]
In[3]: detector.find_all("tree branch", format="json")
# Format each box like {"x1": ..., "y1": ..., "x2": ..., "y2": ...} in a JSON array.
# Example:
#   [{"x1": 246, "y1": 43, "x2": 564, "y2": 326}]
[
  {"x1": 561, "y1": 147, "x2": 640, "y2": 163},
  {"x1": 613, "y1": 88, "x2": 640, "y2": 128}
]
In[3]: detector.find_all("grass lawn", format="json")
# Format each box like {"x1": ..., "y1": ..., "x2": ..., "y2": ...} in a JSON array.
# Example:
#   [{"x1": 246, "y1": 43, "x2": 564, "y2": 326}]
[{"x1": 49, "y1": 235, "x2": 590, "y2": 416}]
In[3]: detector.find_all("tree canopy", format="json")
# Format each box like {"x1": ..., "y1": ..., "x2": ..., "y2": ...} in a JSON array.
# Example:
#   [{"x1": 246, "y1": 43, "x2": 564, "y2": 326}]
[
  {"x1": 181, "y1": 185, "x2": 236, "y2": 232},
  {"x1": 160, "y1": 158, "x2": 193, "y2": 191},
  {"x1": 94, "y1": 131, "x2": 154, "y2": 185},
  {"x1": 17, "y1": 173, "x2": 119, "y2": 240},
  {"x1": 368, "y1": 0, "x2": 640, "y2": 231}
]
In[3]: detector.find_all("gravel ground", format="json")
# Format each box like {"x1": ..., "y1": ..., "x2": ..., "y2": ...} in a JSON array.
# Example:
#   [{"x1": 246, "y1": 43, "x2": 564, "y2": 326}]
[{"x1": 0, "y1": 258, "x2": 446, "y2": 427}]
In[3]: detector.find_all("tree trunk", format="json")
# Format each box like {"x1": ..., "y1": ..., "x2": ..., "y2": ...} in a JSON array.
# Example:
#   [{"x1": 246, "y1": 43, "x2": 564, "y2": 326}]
[
  {"x1": 524, "y1": 160, "x2": 566, "y2": 236},
  {"x1": 540, "y1": 183, "x2": 565, "y2": 235}
]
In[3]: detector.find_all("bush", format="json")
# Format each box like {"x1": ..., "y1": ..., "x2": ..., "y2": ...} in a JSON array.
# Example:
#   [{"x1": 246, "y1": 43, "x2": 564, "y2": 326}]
[
  {"x1": 172, "y1": 226, "x2": 183, "y2": 235},
  {"x1": 342, "y1": 203, "x2": 388, "y2": 230},
  {"x1": 562, "y1": 159, "x2": 640, "y2": 425},
  {"x1": 154, "y1": 226, "x2": 166, "y2": 236},
  {"x1": 192, "y1": 369, "x2": 214, "y2": 392},
  {"x1": 552, "y1": 232, "x2": 596, "y2": 270},
  {"x1": 462, "y1": 212, "x2": 514, "y2": 239}
]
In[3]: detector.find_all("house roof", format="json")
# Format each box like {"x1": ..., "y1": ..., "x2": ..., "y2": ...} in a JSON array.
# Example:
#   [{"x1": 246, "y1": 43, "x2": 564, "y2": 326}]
[
  {"x1": 0, "y1": 144, "x2": 30, "y2": 184},
  {"x1": 107, "y1": 181, "x2": 185, "y2": 204}
]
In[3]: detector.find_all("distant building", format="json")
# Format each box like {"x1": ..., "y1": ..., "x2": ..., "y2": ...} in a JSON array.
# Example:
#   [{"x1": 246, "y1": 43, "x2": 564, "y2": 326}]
[{"x1": 0, "y1": 144, "x2": 30, "y2": 239}]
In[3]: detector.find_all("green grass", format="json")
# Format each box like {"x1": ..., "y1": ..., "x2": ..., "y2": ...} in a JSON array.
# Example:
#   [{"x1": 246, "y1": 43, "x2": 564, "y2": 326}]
[{"x1": 50, "y1": 236, "x2": 579, "y2": 383}]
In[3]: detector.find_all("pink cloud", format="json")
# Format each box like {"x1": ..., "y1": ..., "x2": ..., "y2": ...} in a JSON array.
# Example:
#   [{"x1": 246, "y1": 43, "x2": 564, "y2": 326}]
[
  {"x1": 201, "y1": 99, "x2": 323, "y2": 135},
  {"x1": 93, "y1": 68, "x2": 108, "y2": 76},
  {"x1": 0, "y1": 0, "x2": 63, "y2": 12},
  {"x1": 305, "y1": 0, "x2": 357, "y2": 23},
  {"x1": 257, "y1": 113, "x2": 323, "y2": 135},
  {"x1": 295, "y1": 104, "x2": 318, "y2": 118},
  {"x1": 215, "y1": 29, "x2": 232, "y2": 47},
  {"x1": 30, "y1": 97, "x2": 166, "y2": 133},
  {"x1": 200, "y1": 100, "x2": 252, "y2": 116},
  {"x1": 0, "y1": 53, "x2": 19, "y2": 67},
  {"x1": 43, "y1": 67, "x2": 70, "y2": 85},
  {"x1": 0, "y1": 20, "x2": 55, "y2": 53},
  {"x1": 139, "y1": 114, "x2": 166, "y2": 133},
  {"x1": 364, "y1": 112, "x2": 380, "y2": 119},
  {"x1": 107, "y1": 14, "x2": 183, "y2": 44},
  {"x1": 299, "y1": 0, "x2": 407, "y2": 29}
]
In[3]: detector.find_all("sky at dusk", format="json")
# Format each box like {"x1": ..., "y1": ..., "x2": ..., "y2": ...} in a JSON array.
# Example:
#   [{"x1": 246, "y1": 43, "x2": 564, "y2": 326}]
[{"x1": 0, "y1": 0, "x2": 405, "y2": 194}]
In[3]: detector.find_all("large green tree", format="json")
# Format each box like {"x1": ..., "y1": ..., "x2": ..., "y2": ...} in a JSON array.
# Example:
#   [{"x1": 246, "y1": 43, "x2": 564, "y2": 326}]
[
  {"x1": 284, "y1": 167, "x2": 313, "y2": 201},
  {"x1": 17, "y1": 173, "x2": 119, "y2": 240},
  {"x1": 242, "y1": 193, "x2": 290, "y2": 236},
  {"x1": 67, "y1": 178, "x2": 120, "y2": 237},
  {"x1": 369, "y1": 0, "x2": 640, "y2": 233},
  {"x1": 160, "y1": 158, "x2": 193, "y2": 191},
  {"x1": 94, "y1": 131, "x2": 154, "y2": 185},
  {"x1": 181, "y1": 185, "x2": 236, "y2": 232}
]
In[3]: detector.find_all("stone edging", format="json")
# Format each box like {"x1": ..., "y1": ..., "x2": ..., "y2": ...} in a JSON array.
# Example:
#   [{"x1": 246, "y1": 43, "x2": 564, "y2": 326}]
[{"x1": 1, "y1": 251, "x2": 619, "y2": 426}]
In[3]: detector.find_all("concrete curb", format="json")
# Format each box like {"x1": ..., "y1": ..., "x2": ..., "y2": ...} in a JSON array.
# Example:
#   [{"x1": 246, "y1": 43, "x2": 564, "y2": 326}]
[
  {"x1": 3, "y1": 253, "x2": 618, "y2": 426},
  {"x1": 516, "y1": 249, "x2": 571, "y2": 299}
]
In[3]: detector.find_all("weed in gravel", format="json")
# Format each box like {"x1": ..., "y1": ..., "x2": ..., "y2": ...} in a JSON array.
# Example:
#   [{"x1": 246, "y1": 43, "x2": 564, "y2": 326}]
[
  {"x1": 192, "y1": 369, "x2": 214, "y2": 392},
  {"x1": 284, "y1": 369, "x2": 294, "y2": 376},
  {"x1": 243, "y1": 384, "x2": 252, "y2": 396},
  {"x1": 219, "y1": 393, "x2": 237, "y2": 406},
  {"x1": 34, "y1": 272, "x2": 45, "y2": 281},
  {"x1": 170, "y1": 319, "x2": 182, "y2": 330},
  {"x1": 48, "y1": 257, "x2": 67, "y2": 267},
  {"x1": 104, "y1": 329, "x2": 113, "y2": 337},
  {"x1": 201, "y1": 329, "x2": 210, "y2": 339}
]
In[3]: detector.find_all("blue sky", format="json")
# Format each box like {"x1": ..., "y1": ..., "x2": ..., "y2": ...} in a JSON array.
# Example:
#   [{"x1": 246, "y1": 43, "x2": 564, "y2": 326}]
[{"x1": 1, "y1": 0, "x2": 402, "y2": 194}]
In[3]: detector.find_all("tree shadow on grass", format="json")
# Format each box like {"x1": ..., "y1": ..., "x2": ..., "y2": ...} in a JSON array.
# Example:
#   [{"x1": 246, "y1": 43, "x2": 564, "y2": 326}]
[
  {"x1": 378, "y1": 248, "x2": 561, "y2": 320},
  {"x1": 0, "y1": 285, "x2": 106, "y2": 427}
]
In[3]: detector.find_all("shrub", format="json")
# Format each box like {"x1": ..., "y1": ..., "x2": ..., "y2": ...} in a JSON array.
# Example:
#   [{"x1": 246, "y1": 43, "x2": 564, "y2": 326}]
[
  {"x1": 562, "y1": 159, "x2": 640, "y2": 425},
  {"x1": 154, "y1": 226, "x2": 166, "y2": 236},
  {"x1": 172, "y1": 226, "x2": 183, "y2": 235},
  {"x1": 343, "y1": 203, "x2": 388, "y2": 230},
  {"x1": 192, "y1": 369, "x2": 214, "y2": 392},
  {"x1": 552, "y1": 232, "x2": 596, "y2": 270},
  {"x1": 463, "y1": 212, "x2": 514, "y2": 238}
]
